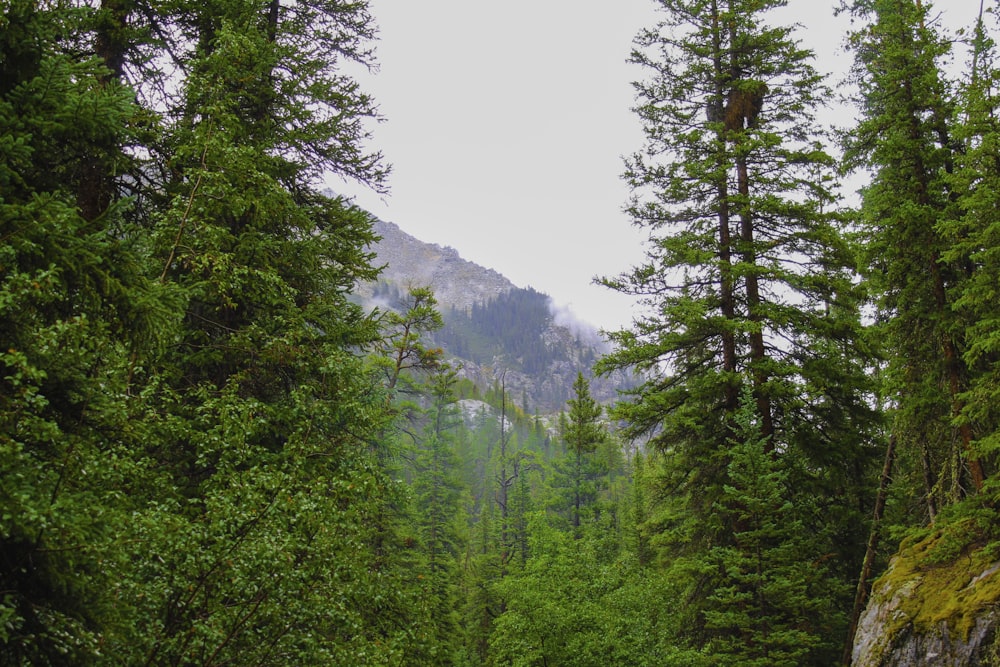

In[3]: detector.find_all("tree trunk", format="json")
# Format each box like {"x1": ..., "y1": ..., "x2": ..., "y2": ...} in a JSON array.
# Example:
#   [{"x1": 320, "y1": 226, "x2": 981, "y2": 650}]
[
  {"x1": 842, "y1": 435, "x2": 897, "y2": 666},
  {"x1": 727, "y1": 1, "x2": 773, "y2": 443},
  {"x1": 710, "y1": 0, "x2": 740, "y2": 416},
  {"x1": 79, "y1": 0, "x2": 132, "y2": 221}
]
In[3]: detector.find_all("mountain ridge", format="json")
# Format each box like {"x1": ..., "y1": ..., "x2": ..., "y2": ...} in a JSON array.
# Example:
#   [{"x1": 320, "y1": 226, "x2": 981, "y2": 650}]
[
  {"x1": 365, "y1": 219, "x2": 517, "y2": 314},
  {"x1": 359, "y1": 218, "x2": 631, "y2": 413}
]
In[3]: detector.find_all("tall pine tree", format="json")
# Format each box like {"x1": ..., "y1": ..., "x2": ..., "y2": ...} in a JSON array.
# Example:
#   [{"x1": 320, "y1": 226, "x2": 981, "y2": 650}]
[
  {"x1": 948, "y1": 4, "x2": 1000, "y2": 492},
  {"x1": 0, "y1": 1, "x2": 160, "y2": 660},
  {"x1": 552, "y1": 373, "x2": 608, "y2": 536},
  {"x1": 100, "y1": 0, "x2": 426, "y2": 662},
  {"x1": 844, "y1": 0, "x2": 985, "y2": 516},
  {"x1": 598, "y1": 0, "x2": 880, "y2": 659},
  {"x1": 411, "y1": 365, "x2": 468, "y2": 664}
]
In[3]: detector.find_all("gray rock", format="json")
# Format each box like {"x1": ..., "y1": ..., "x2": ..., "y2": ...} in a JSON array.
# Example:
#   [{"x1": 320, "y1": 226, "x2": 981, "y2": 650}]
[{"x1": 852, "y1": 532, "x2": 1000, "y2": 667}]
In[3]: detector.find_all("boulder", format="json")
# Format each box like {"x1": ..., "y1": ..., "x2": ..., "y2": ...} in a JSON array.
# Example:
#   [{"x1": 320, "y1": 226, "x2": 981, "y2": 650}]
[{"x1": 852, "y1": 525, "x2": 1000, "y2": 666}]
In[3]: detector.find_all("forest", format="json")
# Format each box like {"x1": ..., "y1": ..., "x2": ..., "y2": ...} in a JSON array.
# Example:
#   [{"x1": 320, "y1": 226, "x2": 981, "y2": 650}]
[
  {"x1": 3, "y1": 0, "x2": 1000, "y2": 664},
  {"x1": 437, "y1": 287, "x2": 592, "y2": 377}
]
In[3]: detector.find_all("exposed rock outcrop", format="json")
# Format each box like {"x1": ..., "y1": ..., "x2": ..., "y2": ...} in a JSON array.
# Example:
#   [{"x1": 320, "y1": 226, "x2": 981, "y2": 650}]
[
  {"x1": 359, "y1": 217, "x2": 636, "y2": 412},
  {"x1": 852, "y1": 525, "x2": 1000, "y2": 666},
  {"x1": 362, "y1": 219, "x2": 514, "y2": 312}
]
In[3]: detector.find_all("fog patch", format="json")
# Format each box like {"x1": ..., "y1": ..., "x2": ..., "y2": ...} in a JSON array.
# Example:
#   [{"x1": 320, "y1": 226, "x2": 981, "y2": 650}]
[{"x1": 547, "y1": 298, "x2": 608, "y2": 350}]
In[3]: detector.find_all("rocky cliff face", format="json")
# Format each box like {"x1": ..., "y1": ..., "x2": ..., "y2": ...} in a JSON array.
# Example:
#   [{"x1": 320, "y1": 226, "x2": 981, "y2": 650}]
[
  {"x1": 360, "y1": 218, "x2": 634, "y2": 413},
  {"x1": 361, "y1": 219, "x2": 514, "y2": 312},
  {"x1": 852, "y1": 526, "x2": 1000, "y2": 666}
]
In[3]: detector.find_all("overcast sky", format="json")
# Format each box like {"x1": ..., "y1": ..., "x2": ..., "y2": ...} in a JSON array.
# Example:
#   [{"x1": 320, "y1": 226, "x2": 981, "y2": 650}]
[{"x1": 332, "y1": 0, "x2": 985, "y2": 332}]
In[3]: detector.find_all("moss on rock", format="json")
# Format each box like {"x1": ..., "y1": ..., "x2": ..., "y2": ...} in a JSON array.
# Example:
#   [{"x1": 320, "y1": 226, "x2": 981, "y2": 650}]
[{"x1": 853, "y1": 520, "x2": 1000, "y2": 666}]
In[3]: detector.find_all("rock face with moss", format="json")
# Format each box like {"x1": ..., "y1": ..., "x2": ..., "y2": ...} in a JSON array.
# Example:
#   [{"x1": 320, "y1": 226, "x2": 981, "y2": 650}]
[{"x1": 852, "y1": 526, "x2": 1000, "y2": 666}]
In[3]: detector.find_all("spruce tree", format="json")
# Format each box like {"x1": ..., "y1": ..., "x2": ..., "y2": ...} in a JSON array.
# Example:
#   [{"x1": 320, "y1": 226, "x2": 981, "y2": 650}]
[
  {"x1": 100, "y1": 0, "x2": 426, "y2": 661},
  {"x1": 844, "y1": 0, "x2": 985, "y2": 515},
  {"x1": 411, "y1": 365, "x2": 468, "y2": 664},
  {"x1": 551, "y1": 373, "x2": 608, "y2": 535},
  {"x1": 598, "y1": 0, "x2": 879, "y2": 658},
  {"x1": 940, "y1": 4, "x2": 1000, "y2": 495},
  {"x1": 0, "y1": 1, "x2": 158, "y2": 660},
  {"x1": 701, "y1": 388, "x2": 844, "y2": 666}
]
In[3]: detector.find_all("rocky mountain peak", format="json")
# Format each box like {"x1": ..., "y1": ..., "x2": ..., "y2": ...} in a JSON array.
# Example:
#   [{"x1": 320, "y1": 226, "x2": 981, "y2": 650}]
[
  {"x1": 359, "y1": 217, "x2": 633, "y2": 413},
  {"x1": 366, "y1": 219, "x2": 514, "y2": 313}
]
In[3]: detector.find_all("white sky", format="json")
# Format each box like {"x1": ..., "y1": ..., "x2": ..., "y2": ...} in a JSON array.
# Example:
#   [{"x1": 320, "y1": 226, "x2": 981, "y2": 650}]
[{"x1": 332, "y1": 0, "x2": 985, "y2": 332}]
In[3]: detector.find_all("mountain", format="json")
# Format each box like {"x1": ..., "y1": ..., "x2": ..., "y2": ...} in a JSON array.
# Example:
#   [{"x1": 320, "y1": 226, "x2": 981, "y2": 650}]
[
  {"x1": 358, "y1": 219, "x2": 633, "y2": 413},
  {"x1": 363, "y1": 218, "x2": 514, "y2": 313}
]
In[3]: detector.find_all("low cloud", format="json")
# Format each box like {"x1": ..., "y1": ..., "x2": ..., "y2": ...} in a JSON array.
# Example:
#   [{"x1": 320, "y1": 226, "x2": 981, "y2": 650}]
[{"x1": 547, "y1": 298, "x2": 608, "y2": 350}]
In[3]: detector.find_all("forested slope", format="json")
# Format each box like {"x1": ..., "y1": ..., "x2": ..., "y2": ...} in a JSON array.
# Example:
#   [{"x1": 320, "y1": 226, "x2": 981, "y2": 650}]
[
  {"x1": 4, "y1": 0, "x2": 1000, "y2": 666},
  {"x1": 359, "y1": 218, "x2": 633, "y2": 412}
]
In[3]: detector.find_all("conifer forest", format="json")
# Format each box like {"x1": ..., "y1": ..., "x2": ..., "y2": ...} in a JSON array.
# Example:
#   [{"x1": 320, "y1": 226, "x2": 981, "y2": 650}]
[{"x1": 5, "y1": 0, "x2": 1000, "y2": 664}]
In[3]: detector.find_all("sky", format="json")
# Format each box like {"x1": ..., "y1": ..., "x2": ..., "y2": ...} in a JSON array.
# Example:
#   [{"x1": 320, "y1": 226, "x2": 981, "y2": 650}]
[{"x1": 331, "y1": 0, "x2": 984, "y2": 332}]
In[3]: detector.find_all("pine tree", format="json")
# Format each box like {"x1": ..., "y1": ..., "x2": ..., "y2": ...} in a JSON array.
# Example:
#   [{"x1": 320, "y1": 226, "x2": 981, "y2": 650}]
[
  {"x1": 843, "y1": 0, "x2": 982, "y2": 517},
  {"x1": 0, "y1": 1, "x2": 159, "y2": 660},
  {"x1": 552, "y1": 373, "x2": 608, "y2": 536},
  {"x1": 942, "y1": 4, "x2": 1000, "y2": 493},
  {"x1": 377, "y1": 285, "x2": 445, "y2": 394},
  {"x1": 701, "y1": 388, "x2": 844, "y2": 666},
  {"x1": 597, "y1": 0, "x2": 880, "y2": 658},
  {"x1": 411, "y1": 365, "x2": 468, "y2": 664},
  {"x1": 99, "y1": 0, "x2": 427, "y2": 661}
]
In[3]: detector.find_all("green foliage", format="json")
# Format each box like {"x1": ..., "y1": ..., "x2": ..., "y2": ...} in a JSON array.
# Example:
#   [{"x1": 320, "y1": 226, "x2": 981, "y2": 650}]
[
  {"x1": 547, "y1": 373, "x2": 612, "y2": 534},
  {"x1": 699, "y1": 388, "x2": 846, "y2": 666},
  {"x1": 376, "y1": 286, "x2": 445, "y2": 393},
  {"x1": 1, "y1": 0, "x2": 433, "y2": 660},
  {"x1": 106, "y1": 0, "x2": 431, "y2": 656},
  {"x1": 594, "y1": 0, "x2": 882, "y2": 661},
  {"x1": 490, "y1": 510, "x2": 712, "y2": 667},
  {"x1": 438, "y1": 287, "x2": 565, "y2": 376},
  {"x1": 6, "y1": 0, "x2": 1000, "y2": 661},
  {"x1": 599, "y1": 0, "x2": 879, "y2": 507},
  {"x1": 0, "y1": 1, "x2": 159, "y2": 660},
  {"x1": 945, "y1": 7, "x2": 1000, "y2": 482},
  {"x1": 409, "y1": 366, "x2": 470, "y2": 664},
  {"x1": 843, "y1": 0, "x2": 979, "y2": 515}
]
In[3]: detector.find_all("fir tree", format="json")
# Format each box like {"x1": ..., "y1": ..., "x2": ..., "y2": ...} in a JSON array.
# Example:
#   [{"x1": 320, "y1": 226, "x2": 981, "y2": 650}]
[
  {"x1": 941, "y1": 3, "x2": 1000, "y2": 495},
  {"x1": 844, "y1": 0, "x2": 983, "y2": 516},
  {"x1": 411, "y1": 365, "x2": 468, "y2": 664},
  {"x1": 0, "y1": 1, "x2": 159, "y2": 660},
  {"x1": 598, "y1": 0, "x2": 880, "y2": 659},
  {"x1": 552, "y1": 373, "x2": 608, "y2": 535},
  {"x1": 100, "y1": 0, "x2": 427, "y2": 661},
  {"x1": 701, "y1": 388, "x2": 843, "y2": 666}
]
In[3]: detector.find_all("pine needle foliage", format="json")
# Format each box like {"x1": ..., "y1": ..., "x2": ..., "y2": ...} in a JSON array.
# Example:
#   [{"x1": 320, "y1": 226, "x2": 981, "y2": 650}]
[{"x1": 597, "y1": 0, "x2": 881, "y2": 660}]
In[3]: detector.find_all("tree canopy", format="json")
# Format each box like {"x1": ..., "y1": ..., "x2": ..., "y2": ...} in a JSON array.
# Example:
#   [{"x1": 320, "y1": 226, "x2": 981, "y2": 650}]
[{"x1": 4, "y1": 0, "x2": 1000, "y2": 664}]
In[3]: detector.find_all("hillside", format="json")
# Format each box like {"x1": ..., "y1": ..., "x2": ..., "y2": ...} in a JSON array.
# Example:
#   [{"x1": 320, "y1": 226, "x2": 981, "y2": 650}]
[{"x1": 359, "y1": 219, "x2": 632, "y2": 413}]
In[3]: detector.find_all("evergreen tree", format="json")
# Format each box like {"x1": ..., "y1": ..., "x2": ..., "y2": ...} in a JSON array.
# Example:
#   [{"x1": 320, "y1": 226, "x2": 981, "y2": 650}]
[
  {"x1": 0, "y1": 1, "x2": 159, "y2": 660},
  {"x1": 411, "y1": 365, "x2": 468, "y2": 664},
  {"x1": 462, "y1": 477, "x2": 503, "y2": 664},
  {"x1": 701, "y1": 388, "x2": 844, "y2": 666},
  {"x1": 598, "y1": 0, "x2": 879, "y2": 658},
  {"x1": 628, "y1": 451, "x2": 654, "y2": 567},
  {"x1": 844, "y1": 0, "x2": 983, "y2": 517},
  {"x1": 493, "y1": 375, "x2": 518, "y2": 577},
  {"x1": 452, "y1": 398, "x2": 503, "y2": 663},
  {"x1": 835, "y1": 6, "x2": 1000, "y2": 655},
  {"x1": 97, "y1": 0, "x2": 428, "y2": 661},
  {"x1": 377, "y1": 285, "x2": 445, "y2": 394},
  {"x1": 551, "y1": 373, "x2": 608, "y2": 535},
  {"x1": 949, "y1": 5, "x2": 1000, "y2": 488}
]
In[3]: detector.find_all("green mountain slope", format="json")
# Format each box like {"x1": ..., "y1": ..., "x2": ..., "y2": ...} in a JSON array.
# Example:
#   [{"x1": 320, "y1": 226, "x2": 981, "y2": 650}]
[{"x1": 359, "y1": 219, "x2": 633, "y2": 412}]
